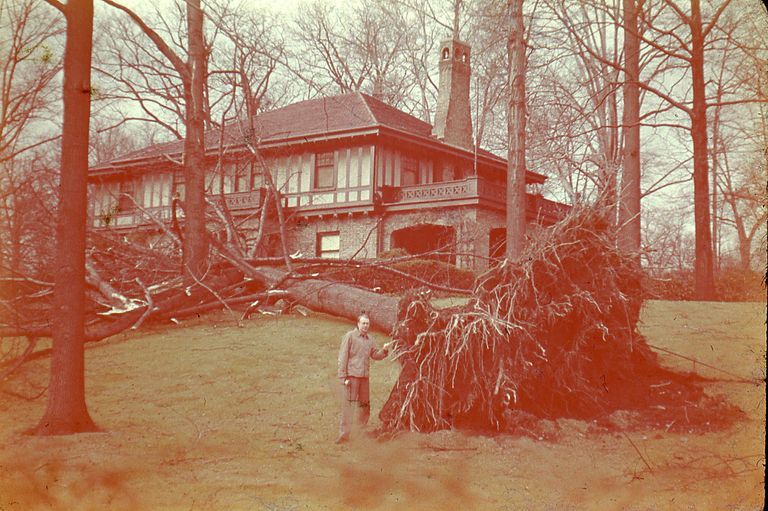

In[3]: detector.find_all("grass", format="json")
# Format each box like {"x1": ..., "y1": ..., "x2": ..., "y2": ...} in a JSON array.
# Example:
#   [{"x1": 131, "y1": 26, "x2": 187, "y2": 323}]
[{"x1": 0, "y1": 300, "x2": 765, "y2": 510}]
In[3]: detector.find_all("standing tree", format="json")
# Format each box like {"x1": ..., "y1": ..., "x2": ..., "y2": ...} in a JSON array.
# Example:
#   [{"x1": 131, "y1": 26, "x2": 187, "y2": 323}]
[
  {"x1": 32, "y1": 0, "x2": 98, "y2": 435},
  {"x1": 101, "y1": 0, "x2": 209, "y2": 280},
  {"x1": 687, "y1": 0, "x2": 716, "y2": 299},
  {"x1": 618, "y1": 0, "x2": 642, "y2": 257},
  {"x1": 505, "y1": 0, "x2": 526, "y2": 260}
]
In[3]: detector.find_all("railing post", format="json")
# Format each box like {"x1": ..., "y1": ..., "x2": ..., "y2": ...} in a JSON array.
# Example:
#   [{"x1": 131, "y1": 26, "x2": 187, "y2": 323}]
[{"x1": 466, "y1": 175, "x2": 478, "y2": 197}]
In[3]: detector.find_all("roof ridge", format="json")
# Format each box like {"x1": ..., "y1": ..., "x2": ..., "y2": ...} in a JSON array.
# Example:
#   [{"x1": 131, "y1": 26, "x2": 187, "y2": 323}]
[
  {"x1": 359, "y1": 92, "x2": 433, "y2": 130},
  {"x1": 356, "y1": 91, "x2": 378, "y2": 126}
]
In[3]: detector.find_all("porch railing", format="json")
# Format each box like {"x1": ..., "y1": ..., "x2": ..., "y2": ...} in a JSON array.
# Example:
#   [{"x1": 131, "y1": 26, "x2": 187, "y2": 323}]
[
  {"x1": 381, "y1": 176, "x2": 569, "y2": 222},
  {"x1": 93, "y1": 188, "x2": 265, "y2": 228}
]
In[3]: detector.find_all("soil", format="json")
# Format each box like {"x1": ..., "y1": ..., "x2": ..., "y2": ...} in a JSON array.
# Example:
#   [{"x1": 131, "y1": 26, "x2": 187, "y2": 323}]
[{"x1": 0, "y1": 300, "x2": 764, "y2": 510}]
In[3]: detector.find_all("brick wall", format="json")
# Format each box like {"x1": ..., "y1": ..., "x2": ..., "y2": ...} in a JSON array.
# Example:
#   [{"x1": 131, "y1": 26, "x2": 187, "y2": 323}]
[
  {"x1": 240, "y1": 206, "x2": 520, "y2": 271},
  {"x1": 288, "y1": 214, "x2": 379, "y2": 259},
  {"x1": 381, "y1": 206, "x2": 508, "y2": 271}
]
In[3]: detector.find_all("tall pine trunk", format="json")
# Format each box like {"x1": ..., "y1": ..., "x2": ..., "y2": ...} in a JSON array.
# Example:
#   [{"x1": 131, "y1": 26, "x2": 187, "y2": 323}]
[
  {"x1": 505, "y1": 0, "x2": 527, "y2": 261},
  {"x1": 32, "y1": 0, "x2": 98, "y2": 435}
]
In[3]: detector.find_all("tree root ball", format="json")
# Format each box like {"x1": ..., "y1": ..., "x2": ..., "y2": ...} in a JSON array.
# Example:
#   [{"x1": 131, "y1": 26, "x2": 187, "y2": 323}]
[{"x1": 379, "y1": 210, "x2": 742, "y2": 435}]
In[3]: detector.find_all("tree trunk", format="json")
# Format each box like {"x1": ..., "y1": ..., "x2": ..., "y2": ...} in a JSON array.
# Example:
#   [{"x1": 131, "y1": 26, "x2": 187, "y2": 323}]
[
  {"x1": 246, "y1": 267, "x2": 399, "y2": 333},
  {"x1": 505, "y1": 0, "x2": 527, "y2": 261},
  {"x1": 618, "y1": 0, "x2": 641, "y2": 260},
  {"x1": 732, "y1": 210, "x2": 752, "y2": 271},
  {"x1": 32, "y1": 0, "x2": 98, "y2": 435},
  {"x1": 690, "y1": 0, "x2": 716, "y2": 300},
  {"x1": 181, "y1": 0, "x2": 209, "y2": 280}
]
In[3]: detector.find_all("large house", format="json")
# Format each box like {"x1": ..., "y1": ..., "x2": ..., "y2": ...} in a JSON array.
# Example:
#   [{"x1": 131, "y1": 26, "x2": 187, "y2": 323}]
[{"x1": 88, "y1": 38, "x2": 568, "y2": 270}]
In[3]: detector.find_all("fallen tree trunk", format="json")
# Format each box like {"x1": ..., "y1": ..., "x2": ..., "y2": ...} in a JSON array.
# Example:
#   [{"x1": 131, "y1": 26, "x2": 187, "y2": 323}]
[
  {"x1": 251, "y1": 267, "x2": 399, "y2": 333},
  {"x1": 1, "y1": 258, "x2": 404, "y2": 371}
]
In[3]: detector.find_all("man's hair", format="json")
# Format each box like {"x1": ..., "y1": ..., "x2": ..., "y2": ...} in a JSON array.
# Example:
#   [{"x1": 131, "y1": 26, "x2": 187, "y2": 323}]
[{"x1": 357, "y1": 312, "x2": 370, "y2": 322}]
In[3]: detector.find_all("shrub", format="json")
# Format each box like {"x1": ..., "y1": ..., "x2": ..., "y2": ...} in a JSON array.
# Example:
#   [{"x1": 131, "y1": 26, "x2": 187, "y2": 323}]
[
  {"x1": 715, "y1": 267, "x2": 766, "y2": 302},
  {"x1": 378, "y1": 248, "x2": 409, "y2": 260},
  {"x1": 643, "y1": 267, "x2": 766, "y2": 302},
  {"x1": 312, "y1": 257, "x2": 475, "y2": 294}
]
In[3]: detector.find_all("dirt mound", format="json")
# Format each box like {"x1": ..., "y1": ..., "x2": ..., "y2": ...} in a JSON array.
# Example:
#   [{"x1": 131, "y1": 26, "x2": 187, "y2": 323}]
[{"x1": 379, "y1": 211, "x2": 742, "y2": 435}]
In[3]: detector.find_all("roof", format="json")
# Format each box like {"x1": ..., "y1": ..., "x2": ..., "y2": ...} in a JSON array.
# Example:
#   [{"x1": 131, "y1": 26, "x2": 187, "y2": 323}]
[{"x1": 93, "y1": 92, "x2": 532, "y2": 177}]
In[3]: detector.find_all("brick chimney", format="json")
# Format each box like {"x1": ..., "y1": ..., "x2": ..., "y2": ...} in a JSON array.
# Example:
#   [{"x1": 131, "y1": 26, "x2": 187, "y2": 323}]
[{"x1": 432, "y1": 39, "x2": 473, "y2": 150}]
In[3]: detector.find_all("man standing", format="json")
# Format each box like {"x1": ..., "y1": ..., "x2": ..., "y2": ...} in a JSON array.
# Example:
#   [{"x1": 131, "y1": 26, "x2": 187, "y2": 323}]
[{"x1": 336, "y1": 312, "x2": 391, "y2": 444}]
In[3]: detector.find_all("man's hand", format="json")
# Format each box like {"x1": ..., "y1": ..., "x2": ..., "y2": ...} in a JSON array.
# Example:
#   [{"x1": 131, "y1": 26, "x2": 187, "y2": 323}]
[
  {"x1": 383, "y1": 340, "x2": 397, "y2": 352},
  {"x1": 343, "y1": 379, "x2": 350, "y2": 386}
]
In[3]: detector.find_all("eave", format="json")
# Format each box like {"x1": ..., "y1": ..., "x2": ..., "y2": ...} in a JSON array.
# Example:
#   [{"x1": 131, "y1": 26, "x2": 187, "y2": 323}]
[{"x1": 89, "y1": 124, "x2": 547, "y2": 185}]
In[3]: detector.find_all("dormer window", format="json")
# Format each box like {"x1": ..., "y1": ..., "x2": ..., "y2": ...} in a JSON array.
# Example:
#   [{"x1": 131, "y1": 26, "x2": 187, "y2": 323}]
[
  {"x1": 442, "y1": 48, "x2": 450, "y2": 60},
  {"x1": 314, "y1": 152, "x2": 335, "y2": 190}
]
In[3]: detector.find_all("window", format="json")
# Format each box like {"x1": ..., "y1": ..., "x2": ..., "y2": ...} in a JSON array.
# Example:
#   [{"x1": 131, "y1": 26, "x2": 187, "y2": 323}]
[
  {"x1": 317, "y1": 231, "x2": 340, "y2": 259},
  {"x1": 173, "y1": 170, "x2": 185, "y2": 200},
  {"x1": 117, "y1": 179, "x2": 135, "y2": 212},
  {"x1": 314, "y1": 152, "x2": 335, "y2": 189},
  {"x1": 206, "y1": 171, "x2": 220, "y2": 194},
  {"x1": 401, "y1": 157, "x2": 419, "y2": 186},
  {"x1": 250, "y1": 161, "x2": 264, "y2": 190},
  {"x1": 235, "y1": 163, "x2": 249, "y2": 192}
]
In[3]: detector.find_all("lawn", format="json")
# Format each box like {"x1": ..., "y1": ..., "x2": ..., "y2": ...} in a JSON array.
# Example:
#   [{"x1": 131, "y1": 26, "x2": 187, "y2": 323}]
[{"x1": 0, "y1": 300, "x2": 764, "y2": 510}]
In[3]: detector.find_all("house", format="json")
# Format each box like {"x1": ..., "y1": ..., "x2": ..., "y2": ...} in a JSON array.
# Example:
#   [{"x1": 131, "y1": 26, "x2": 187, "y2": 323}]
[{"x1": 88, "y1": 38, "x2": 568, "y2": 270}]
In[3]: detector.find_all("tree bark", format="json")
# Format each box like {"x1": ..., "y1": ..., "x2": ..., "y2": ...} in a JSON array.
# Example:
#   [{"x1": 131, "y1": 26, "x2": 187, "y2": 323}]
[
  {"x1": 100, "y1": 0, "x2": 210, "y2": 282},
  {"x1": 690, "y1": 0, "x2": 716, "y2": 300},
  {"x1": 32, "y1": 0, "x2": 98, "y2": 435},
  {"x1": 505, "y1": 0, "x2": 527, "y2": 261},
  {"x1": 238, "y1": 267, "x2": 399, "y2": 333},
  {"x1": 182, "y1": 0, "x2": 209, "y2": 280},
  {"x1": 618, "y1": 0, "x2": 641, "y2": 260}
]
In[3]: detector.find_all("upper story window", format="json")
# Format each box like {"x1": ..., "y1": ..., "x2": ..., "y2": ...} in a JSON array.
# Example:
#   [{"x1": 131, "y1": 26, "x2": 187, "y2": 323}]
[
  {"x1": 314, "y1": 152, "x2": 335, "y2": 190},
  {"x1": 117, "y1": 179, "x2": 135, "y2": 212},
  {"x1": 235, "y1": 164, "x2": 249, "y2": 192},
  {"x1": 317, "y1": 231, "x2": 340, "y2": 259},
  {"x1": 250, "y1": 160, "x2": 264, "y2": 190},
  {"x1": 173, "y1": 170, "x2": 185, "y2": 200},
  {"x1": 402, "y1": 157, "x2": 419, "y2": 186}
]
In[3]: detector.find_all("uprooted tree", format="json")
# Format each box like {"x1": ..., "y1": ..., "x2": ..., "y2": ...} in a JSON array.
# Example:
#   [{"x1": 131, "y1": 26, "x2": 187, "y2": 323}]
[
  {"x1": 1, "y1": 205, "x2": 744, "y2": 437},
  {"x1": 378, "y1": 209, "x2": 742, "y2": 436}
]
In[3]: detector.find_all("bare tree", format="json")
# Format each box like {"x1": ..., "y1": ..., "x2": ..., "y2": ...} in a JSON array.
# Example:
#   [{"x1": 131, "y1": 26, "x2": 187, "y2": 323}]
[
  {"x1": 505, "y1": 0, "x2": 527, "y2": 260},
  {"x1": 540, "y1": 0, "x2": 762, "y2": 299},
  {"x1": 31, "y1": 0, "x2": 98, "y2": 435},
  {"x1": 642, "y1": 205, "x2": 695, "y2": 274},
  {"x1": 618, "y1": 0, "x2": 642, "y2": 257},
  {"x1": 0, "y1": 0, "x2": 62, "y2": 283},
  {"x1": 101, "y1": 0, "x2": 210, "y2": 280},
  {"x1": 0, "y1": 0, "x2": 63, "y2": 163},
  {"x1": 703, "y1": 1, "x2": 768, "y2": 271},
  {"x1": 0, "y1": 156, "x2": 57, "y2": 282},
  {"x1": 685, "y1": 0, "x2": 717, "y2": 299}
]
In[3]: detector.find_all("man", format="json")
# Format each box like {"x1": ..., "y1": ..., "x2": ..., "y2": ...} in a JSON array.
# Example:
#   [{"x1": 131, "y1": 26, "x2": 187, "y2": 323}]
[{"x1": 336, "y1": 312, "x2": 391, "y2": 444}]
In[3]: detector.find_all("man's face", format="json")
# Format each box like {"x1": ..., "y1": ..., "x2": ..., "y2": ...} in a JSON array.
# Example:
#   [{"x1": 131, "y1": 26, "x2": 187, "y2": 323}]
[{"x1": 357, "y1": 316, "x2": 370, "y2": 335}]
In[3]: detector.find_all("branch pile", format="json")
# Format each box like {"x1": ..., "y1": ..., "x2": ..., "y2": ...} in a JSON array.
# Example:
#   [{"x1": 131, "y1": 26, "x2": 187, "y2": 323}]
[{"x1": 380, "y1": 211, "x2": 739, "y2": 434}]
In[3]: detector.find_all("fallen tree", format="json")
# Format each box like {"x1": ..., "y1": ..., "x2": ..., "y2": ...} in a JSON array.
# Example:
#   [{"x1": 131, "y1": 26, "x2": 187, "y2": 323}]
[
  {"x1": 379, "y1": 211, "x2": 742, "y2": 435},
  {"x1": 1, "y1": 210, "x2": 746, "y2": 437}
]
